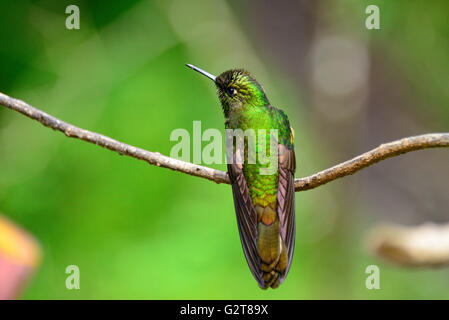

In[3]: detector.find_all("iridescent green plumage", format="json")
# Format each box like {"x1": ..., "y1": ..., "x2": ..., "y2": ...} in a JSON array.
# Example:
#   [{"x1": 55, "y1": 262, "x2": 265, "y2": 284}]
[{"x1": 187, "y1": 64, "x2": 296, "y2": 289}]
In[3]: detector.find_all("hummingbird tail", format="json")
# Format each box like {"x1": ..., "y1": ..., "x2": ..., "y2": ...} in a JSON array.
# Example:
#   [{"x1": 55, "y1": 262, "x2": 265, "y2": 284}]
[
  {"x1": 256, "y1": 213, "x2": 289, "y2": 289},
  {"x1": 260, "y1": 239, "x2": 288, "y2": 289}
]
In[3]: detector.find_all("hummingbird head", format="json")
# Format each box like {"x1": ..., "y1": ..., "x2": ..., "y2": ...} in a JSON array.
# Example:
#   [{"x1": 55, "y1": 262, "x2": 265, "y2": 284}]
[{"x1": 186, "y1": 64, "x2": 269, "y2": 116}]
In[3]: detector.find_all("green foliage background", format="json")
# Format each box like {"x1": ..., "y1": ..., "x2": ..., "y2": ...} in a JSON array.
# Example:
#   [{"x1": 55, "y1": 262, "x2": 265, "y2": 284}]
[{"x1": 0, "y1": 0, "x2": 448, "y2": 299}]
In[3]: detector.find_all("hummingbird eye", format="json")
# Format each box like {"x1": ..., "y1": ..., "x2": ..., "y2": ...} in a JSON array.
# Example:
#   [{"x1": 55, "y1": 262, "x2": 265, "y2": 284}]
[{"x1": 227, "y1": 87, "x2": 236, "y2": 96}]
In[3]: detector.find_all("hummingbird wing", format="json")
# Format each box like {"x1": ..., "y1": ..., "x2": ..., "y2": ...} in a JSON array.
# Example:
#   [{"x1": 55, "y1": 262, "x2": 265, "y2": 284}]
[
  {"x1": 277, "y1": 143, "x2": 296, "y2": 280},
  {"x1": 227, "y1": 137, "x2": 296, "y2": 289},
  {"x1": 227, "y1": 160, "x2": 264, "y2": 287}
]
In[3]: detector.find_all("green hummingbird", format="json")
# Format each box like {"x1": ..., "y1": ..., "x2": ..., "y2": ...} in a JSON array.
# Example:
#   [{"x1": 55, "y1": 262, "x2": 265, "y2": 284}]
[{"x1": 186, "y1": 64, "x2": 296, "y2": 289}]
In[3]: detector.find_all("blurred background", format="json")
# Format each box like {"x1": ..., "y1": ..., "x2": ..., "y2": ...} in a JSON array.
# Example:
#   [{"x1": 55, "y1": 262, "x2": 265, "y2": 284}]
[{"x1": 0, "y1": 0, "x2": 448, "y2": 299}]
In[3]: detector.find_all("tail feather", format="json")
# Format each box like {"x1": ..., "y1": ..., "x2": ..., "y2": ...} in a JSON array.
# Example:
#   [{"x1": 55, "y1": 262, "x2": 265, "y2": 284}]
[{"x1": 257, "y1": 213, "x2": 289, "y2": 289}]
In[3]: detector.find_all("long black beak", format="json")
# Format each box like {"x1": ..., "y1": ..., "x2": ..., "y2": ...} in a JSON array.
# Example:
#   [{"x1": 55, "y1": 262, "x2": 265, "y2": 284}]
[{"x1": 186, "y1": 64, "x2": 216, "y2": 82}]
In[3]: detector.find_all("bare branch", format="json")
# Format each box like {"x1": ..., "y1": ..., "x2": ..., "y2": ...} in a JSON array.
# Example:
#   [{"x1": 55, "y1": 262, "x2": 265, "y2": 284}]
[
  {"x1": 1, "y1": 92, "x2": 448, "y2": 192},
  {"x1": 294, "y1": 132, "x2": 449, "y2": 191},
  {"x1": 0, "y1": 92, "x2": 229, "y2": 184},
  {"x1": 367, "y1": 223, "x2": 449, "y2": 267}
]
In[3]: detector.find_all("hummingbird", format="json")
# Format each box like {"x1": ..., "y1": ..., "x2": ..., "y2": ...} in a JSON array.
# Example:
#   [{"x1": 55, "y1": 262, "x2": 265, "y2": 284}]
[{"x1": 186, "y1": 64, "x2": 296, "y2": 289}]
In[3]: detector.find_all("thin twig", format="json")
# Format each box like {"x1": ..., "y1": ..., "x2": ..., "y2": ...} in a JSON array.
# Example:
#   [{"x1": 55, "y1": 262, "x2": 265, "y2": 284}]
[
  {"x1": 0, "y1": 93, "x2": 229, "y2": 184},
  {"x1": 0, "y1": 92, "x2": 448, "y2": 192},
  {"x1": 294, "y1": 133, "x2": 449, "y2": 191}
]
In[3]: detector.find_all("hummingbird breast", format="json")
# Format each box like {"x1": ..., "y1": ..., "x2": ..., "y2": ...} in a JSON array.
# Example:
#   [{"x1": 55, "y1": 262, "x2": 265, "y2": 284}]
[
  {"x1": 242, "y1": 107, "x2": 289, "y2": 288},
  {"x1": 245, "y1": 163, "x2": 287, "y2": 289},
  {"x1": 227, "y1": 103, "x2": 295, "y2": 289}
]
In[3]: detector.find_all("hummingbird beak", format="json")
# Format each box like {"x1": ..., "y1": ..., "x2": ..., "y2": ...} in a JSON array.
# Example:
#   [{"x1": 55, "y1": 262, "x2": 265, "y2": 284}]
[{"x1": 186, "y1": 64, "x2": 216, "y2": 82}]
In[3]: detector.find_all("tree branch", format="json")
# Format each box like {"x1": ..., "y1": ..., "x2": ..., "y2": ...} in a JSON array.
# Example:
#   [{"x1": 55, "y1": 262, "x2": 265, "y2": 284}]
[
  {"x1": 1, "y1": 92, "x2": 448, "y2": 192},
  {"x1": 294, "y1": 132, "x2": 449, "y2": 191},
  {"x1": 367, "y1": 223, "x2": 449, "y2": 267},
  {"x1": 0, "y1": 92, "x2": 229, "y2": 184}
]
